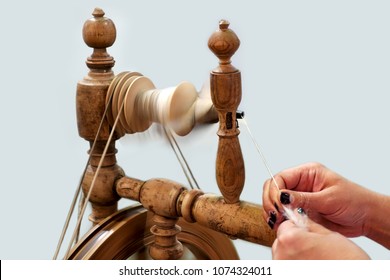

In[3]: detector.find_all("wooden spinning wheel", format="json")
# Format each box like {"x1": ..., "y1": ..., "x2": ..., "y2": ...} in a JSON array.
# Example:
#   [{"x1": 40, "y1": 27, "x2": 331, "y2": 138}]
[{"x1": 60, "y1": 8, "x2": 275, "y2": 260}]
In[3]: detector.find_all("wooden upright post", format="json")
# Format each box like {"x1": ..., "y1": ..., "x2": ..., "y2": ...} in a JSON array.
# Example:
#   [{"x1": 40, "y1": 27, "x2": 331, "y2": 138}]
[
  {"x1": 208, "y1": 20, "x2": 245, "y2": 204},
  {"x1": 76, "y1": 8, "x2": 124, "y2": 224}
]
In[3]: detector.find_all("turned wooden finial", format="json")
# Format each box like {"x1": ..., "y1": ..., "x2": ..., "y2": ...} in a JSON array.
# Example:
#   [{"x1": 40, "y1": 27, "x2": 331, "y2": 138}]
[
  {"x1": 82, "y1": 7, "x2": 116, "y2": 70},
  {"x1": 208, "y1": 20, "x2": 240, "y2": 73},
  {"x1": 208, "y1": 20, "x2": 245, "y2": 204}
]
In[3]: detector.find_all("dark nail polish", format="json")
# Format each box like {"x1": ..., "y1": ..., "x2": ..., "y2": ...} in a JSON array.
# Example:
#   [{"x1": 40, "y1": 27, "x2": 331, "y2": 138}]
[
  {"x1": 267, "y1": 218, "x2": 275, "y2": 229},
  {"x1": 270, "y1": 211, "x2": 277, "y2": 223},
  {"x1": 280, "y1": 192, "x2": 291, "y2": 205},
  {"x1": 273, "y1": 202, "x2": 280, "y2": 212}
]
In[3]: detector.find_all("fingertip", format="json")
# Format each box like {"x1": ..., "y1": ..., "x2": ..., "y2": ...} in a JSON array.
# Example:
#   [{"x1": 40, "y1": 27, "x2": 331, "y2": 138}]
[
  {"x1": 280, "y1": 192, "x2": 291, "y2": 205},
  {"x1": 262, "y1": 179, "x2": 283, "y2": 221},
  {"x1": 262, "y1": 177, "x2": 273, "y2": 190},
  {"x1": 279, "y1": 190, "x2": 311, "y2": 211},
  {"x1": 267, "y1": 218, "x2": 275, "y2": 230},
  {"x1": 276, "y1": 219, "x2": 296, "y2": 237}
]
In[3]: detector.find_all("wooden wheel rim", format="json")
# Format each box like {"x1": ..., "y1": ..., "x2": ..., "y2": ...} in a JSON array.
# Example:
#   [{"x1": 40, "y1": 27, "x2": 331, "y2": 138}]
[{"x1": 67, "y1": 204, "x2": 239, "y2": 260}]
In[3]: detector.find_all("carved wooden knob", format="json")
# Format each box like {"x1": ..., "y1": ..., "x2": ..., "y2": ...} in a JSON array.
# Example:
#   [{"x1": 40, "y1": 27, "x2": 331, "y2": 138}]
[
  {"x1": 82, "y1": 8, "x2": 116, "y2": 49},
  {"x1": 208, "y1": 20, "x2": 240, "y2": 72}
]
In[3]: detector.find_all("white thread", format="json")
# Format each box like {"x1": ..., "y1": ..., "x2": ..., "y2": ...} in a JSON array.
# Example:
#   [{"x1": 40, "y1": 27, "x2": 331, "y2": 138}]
[
  {"x1": 241, "y1": 116, "x2": 307, "y2": 229},
  {"x1": 142, "y1": 86, "x2": 200, "y2": 189},
  {"x1": 163, "y1": 126, "x2": 200, "y2": 190},
  {"x1": 156, "y1": 87, "x2": 175, "y2": 126}
]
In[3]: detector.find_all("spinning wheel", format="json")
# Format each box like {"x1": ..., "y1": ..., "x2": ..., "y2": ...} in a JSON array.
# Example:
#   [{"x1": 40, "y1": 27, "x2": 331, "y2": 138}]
[{"x1": 55, "y1": 8, "x2": 275, "y2": 260}]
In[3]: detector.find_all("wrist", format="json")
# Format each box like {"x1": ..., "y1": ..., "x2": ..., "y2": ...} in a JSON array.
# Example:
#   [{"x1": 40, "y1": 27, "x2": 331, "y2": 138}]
[{"x1": 364, "y1": 191, "x2": 390, "y2": 249}]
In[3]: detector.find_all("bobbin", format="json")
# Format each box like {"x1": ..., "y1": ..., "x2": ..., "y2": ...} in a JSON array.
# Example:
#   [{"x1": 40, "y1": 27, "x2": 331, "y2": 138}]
[{"x1": 106, "y1": 72, "x2": 218, "y2": 136}]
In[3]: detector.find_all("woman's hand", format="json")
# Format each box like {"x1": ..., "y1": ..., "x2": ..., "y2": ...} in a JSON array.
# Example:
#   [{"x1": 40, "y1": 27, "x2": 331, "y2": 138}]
[
  {"x1": 262, "y1": 162, "x2": 374, "y2": 237},
  {"x1": 272, "y1": 218, "x2": 370, "y2": 260}
]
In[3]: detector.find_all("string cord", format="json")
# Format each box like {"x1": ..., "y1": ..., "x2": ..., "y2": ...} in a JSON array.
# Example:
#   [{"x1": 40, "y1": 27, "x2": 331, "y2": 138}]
[
  {"x1": 240, "y1": 116, "x2": 307, "y2": 229},
  {"x1": 241, "y1": 118, "x2": 279, "y2": 190},
  {"x1": 163, "y1": 126, "x2": 200, "y2": 190},
  {"x1": 155, "y1": 84, "x2": 200, "y2": 190},
  {"x1": 75, "y1": 191, "x2": 86, "y2": 243}
]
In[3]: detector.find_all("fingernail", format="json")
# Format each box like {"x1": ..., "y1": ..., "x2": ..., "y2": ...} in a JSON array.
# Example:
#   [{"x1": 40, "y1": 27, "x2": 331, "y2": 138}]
[
  {"x1": 280, "y1": 192, "x2": 291, "y2": 205},
  {"x1": 267, "y1": 218, "x2": 275, "y2": 229},
  {"x1": 273, "y1": 202, "x2": 280, "y2": 212},
  {"x1": 270, "y1": 211, "x2": 277, "y2": 223}
]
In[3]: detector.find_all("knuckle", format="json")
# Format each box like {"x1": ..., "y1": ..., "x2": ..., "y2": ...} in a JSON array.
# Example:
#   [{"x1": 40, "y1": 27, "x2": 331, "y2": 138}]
[
  {"x1": 306, "y1": 161, "x2": 325, "y2": 170},
  {"x1": 296, "y1": 192, "x2": 310, "y2": 209}
]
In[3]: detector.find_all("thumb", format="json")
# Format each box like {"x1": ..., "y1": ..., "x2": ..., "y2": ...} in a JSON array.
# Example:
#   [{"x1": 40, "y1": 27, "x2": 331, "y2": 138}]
[
  {"x1": 277, "y1": 219, "x2": 301, "y2": 237},
  {"x1": 280, "y1": 190, "x2": 321, "y2": 212}
]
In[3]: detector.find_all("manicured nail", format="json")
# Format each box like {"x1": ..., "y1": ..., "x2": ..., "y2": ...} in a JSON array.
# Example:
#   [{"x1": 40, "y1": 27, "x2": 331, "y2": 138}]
[
  {"x1": 280, "y1": 192, "x2": 291, "y2": 205},
  {"x1": 267, "y1": 218, "x2": 275, "y2": 229},
  {"x1": 270, "y1": 211, "x2": 277, "y2": 223},
  {"x1": 273, "y1": 202, "x2": 280, "y2": 212}
]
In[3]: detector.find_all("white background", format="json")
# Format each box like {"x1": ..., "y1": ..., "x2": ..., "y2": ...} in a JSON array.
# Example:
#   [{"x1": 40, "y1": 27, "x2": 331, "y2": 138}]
[
  {"x1": 1, "y1": 0, "x2": 389, "y2": 259},
  {"x1": 2, "y1": 260, "x2": 389, "y2": 279}
]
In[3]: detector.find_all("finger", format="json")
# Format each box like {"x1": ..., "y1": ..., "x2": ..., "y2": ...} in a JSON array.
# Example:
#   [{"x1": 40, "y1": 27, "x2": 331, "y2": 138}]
[
  {"x1": 277, "y1": 219, "x2": 298, "y2": 237},
  {"x1": 275, "y1": 162, "x2": 328, "y2": 192},
  {"x1": 271, "y1": 238, "x2": 279, "y2": 259},
  {"x1": 262, "y1": 178, "x2": 272, "y2": 211},
  {"x1": 279, "y1": 187, "x2": 331, "y2": 219},
  {"x1": 279, "y1": 190, "x2": 312, "y2": 210},
  {"x1": 270, "y1": 166, "x2": 313, "y2": 214},
  {"x1": 279, "y1": 192, "x2": 312, "y2": 227},
  {"x1": 275, "y1": 218, "x2": 308, "y2": 258},
  {"x1": 273, "y1": 219, "x2": 315, "y2": 260},
  {"x1": 262, "y1": 177, "x2": 287, "y2": 228},
  {"x1": 262, "y1": 179, "x2": 280, "y2": 229},
  {"x1": 268, "y1": 175, "x2": 288, "y2": 214}
]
